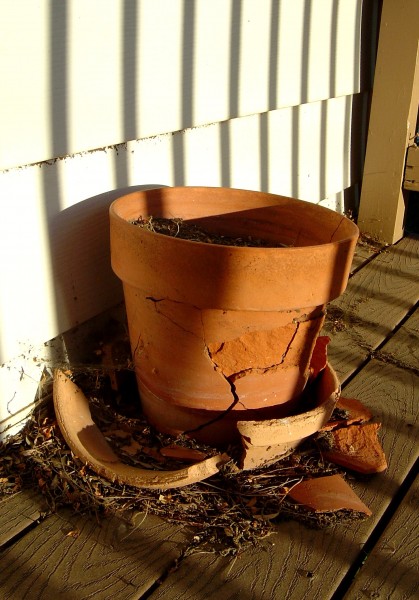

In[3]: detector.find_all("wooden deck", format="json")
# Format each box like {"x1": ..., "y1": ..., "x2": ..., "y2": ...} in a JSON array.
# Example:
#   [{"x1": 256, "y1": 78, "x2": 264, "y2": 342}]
[{"x1": 1, "y1": 235, "x2": 418, "y2": 600}]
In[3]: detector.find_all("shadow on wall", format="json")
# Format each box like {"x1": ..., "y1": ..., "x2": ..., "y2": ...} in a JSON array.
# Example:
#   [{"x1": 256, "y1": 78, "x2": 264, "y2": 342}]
[
  {"x1": 40, "y1": 0, "x2": 380, "y2": 343},
  {"x1": 174, "y1": 0, "x2": 377, "y2": 207},
  {"x1": 47, "y1": 184, "x2": 167, "y2": 335}
]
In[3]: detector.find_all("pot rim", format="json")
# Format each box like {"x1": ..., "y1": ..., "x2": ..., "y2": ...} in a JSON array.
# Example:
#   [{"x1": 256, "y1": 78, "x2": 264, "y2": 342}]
[
  {"x1": 110, "y1": 185, "x2": 359, "y2": 253},
  {"x1": 110, "y1": 185, "x2": 359, "y2": 310}
]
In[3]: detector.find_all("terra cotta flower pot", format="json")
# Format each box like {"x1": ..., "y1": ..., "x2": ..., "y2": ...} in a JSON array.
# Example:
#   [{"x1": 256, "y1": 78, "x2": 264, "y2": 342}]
[{"x1": 110, "y1": 186, "x2": 358, "y2": 445}]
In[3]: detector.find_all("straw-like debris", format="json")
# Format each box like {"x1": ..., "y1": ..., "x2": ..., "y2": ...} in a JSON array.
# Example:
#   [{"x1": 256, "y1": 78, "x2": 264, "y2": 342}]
[
  {"x1": 130, "y1": 216, "x2": 288, "y2": 248},
  {"x1": 0, "y1": 367, "x2": 368, "y2": 557}
]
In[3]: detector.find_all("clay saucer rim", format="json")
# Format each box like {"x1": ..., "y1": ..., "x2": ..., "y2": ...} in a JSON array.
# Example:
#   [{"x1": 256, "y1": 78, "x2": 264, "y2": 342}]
[
  {"x1": 236, "y1": 362, "x2": 340, "y2": 447},
  {"x1": 53, "y1": 369, "x2": 229, "y2": 490}
]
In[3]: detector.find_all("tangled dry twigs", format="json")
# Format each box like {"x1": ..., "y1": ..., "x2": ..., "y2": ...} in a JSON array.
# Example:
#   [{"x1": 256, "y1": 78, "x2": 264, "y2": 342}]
[{"x1": 0, "y1": 368, "x2": 367, "y2": 557}]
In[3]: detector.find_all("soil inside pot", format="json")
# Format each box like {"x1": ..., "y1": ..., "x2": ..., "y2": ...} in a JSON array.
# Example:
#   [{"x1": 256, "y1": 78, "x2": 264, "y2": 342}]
[{"x1": 130, "y1": 216, "x2": 289, "y2": 248}]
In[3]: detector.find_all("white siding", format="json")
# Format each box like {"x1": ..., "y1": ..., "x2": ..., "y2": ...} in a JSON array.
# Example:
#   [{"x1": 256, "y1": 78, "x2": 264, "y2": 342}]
[
  {"x1": 1, "y1": 0, "x2": 364, "y2": 170},
  {"x1": 0, "y1": 94, "x2": 366, "y2": 362}
]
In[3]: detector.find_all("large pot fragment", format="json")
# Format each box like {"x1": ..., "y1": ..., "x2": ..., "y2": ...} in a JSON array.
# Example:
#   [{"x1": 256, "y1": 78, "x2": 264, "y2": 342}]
[
  {"x1": 53, "y1": 370, "x2": 229, "y2": 490},
  {"x1": 288, "y1": 474, "x2": 372, "y2": 516},
  {"x1": 237, "y1": 362, "x2": 340, "y2": 469}
]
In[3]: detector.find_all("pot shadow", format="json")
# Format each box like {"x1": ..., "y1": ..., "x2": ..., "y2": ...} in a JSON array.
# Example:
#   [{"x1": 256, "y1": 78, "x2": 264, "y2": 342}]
[{"x1": 48, "y1": 184, "x2": 167, "y2": 341}]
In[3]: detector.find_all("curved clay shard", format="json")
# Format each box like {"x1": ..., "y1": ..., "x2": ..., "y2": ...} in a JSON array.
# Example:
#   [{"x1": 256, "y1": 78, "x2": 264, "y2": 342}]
[
  {"x1": 288, "y1": 474, "x2": 372, "y2": 515},
  {"x1": 309, "y1": 335, "x2": 330, "y2": 380},
  {"x1": 238, "y1": 362, "x2": 340, "y2": 469},
  {"x1": 323, "y1": 422, "x2": 387, "y2": 474},
  {"x1": 53, "y1": 370, "x2": 229, "y2": 489}
]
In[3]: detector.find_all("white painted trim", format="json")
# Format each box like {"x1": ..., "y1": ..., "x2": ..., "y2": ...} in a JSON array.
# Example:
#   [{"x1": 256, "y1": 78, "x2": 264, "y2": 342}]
[{"x1": 358, "y1": 0, "x2": 419, "y2": 243}]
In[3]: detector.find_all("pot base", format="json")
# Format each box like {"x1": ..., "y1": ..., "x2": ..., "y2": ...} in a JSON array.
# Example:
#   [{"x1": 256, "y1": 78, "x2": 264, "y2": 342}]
[
  {"x1": 53, "y1": 363, "x2": 340, "y2": 488},
  {"x1": 139, "y1": 363, "x2": 340, "y2": 449},
  {"x1": 138, "y1": 380, "x2": 301, "y2": 445},
  {"x1": 237, "y1": 362, "x2": 340, "y2": 469}
]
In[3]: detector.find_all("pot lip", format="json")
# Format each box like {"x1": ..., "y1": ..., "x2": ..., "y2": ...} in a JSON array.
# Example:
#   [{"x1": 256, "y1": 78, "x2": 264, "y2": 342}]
[{"x1": 110, "y1": 185, "x2": 359, "y2": 252}]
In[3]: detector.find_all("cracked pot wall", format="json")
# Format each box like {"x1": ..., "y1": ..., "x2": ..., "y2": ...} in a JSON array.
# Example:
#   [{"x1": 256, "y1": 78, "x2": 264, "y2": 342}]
[
  {"x1": 204, "y1": 308, "x2": 325, "y2": 412},
  {"x1": 110, "y1": 187, "x2": 358, "y2": 445},
  {"x1": 125, "y1": 292, "x2": 324, "y2": 411}
]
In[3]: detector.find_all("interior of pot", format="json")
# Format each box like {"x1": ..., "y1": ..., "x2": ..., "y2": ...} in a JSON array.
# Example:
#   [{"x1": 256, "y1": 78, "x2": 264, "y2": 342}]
[{"x1": 111, "y1": 186, "x2": 359, "y2": 248}]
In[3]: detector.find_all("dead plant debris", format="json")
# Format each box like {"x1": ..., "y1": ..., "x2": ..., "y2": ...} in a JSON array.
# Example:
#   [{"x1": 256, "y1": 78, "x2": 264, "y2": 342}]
[
  {"x1": 130, "y1": 216, "x2": 289, "y2": 248},
  {"x1": 358, "y1": 233, "x2": 389, "y2": 253},
  {"x1": 0, "y1": 368, "x2": 369, "y2": 557},
  {"x1": 324, "y1": 306, "x2": 347, "y2": 334}
]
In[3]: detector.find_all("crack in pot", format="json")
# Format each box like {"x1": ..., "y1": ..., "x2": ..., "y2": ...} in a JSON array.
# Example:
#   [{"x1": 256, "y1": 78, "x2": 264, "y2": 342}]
[
  {"x1": 145, "y1": 296, "x2": 202, "y2": 339},
  {"x1": 181, "y1": 326, "x2": 249, "y2": 436},
  {"x1": 280, "y1": 320, "x2": 300, "y2": 364},
  {"x1": 182, "y1": 373, "x2": 242, "y2": 436}
]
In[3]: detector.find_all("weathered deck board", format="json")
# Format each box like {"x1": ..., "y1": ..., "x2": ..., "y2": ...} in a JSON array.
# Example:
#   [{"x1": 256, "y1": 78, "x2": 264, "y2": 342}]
[
  {"x1": 324, "y1": 235, "x2": 419, "y2": 383},
  {"x1": 0, "y1": 489, "x2": 47, "y2": 547},
  {"x1": 0, "y1": 509, "x2": 189, "y2": 599},
  {"x1": 350, "y1": 240, "x2": 377, "y2": 272},
  {"x1": 147, "y1": 359, "x2": 419, "y2": 600},
  {"x1": 344, "y1": 475, "x2": 419, "y2": 600},
  {"x1": 378, "y1": 306, "x2": 419, "y2": 373}
]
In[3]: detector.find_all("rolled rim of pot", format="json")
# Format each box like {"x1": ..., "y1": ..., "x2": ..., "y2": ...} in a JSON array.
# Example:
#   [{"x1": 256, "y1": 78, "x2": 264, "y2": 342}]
[
  {"x1": 110, "y1": 186, "x2": 359, "y2": 311},
  {"x1": 53, "y1": 370, "x2": 230, "y2": 490}
]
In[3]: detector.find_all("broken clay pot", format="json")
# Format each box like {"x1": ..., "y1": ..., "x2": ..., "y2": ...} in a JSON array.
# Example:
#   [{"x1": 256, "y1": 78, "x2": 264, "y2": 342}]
[
  {"x1": 53, "y1": 370, "x2": 229, "y2": 489},
  {"x1": 110, "y1": 186, "x2": 358, "y2": 445}
]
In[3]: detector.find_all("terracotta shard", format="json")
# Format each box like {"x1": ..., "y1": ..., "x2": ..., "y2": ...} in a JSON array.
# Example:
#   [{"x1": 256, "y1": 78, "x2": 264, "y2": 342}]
[
  {"x1": 324, "y1": 422, "x2": 388, "y2": 474},
  {"x1": 288, "y1": 474, "x2": 372, "y2": 515},
  {"x1": 53, "y1": 370, "x2": 229, "y2": 489},
  {"x1": 238, "y1": 362, "x2": 339, "y2": 469},
  {"x1": 309, "y1": 335, "x2": 330, "y2": 380},
  {"x1": 322, "y1": 396, "x2": 373, "y2": 431},
  {"x1": 207, "y1": 317, "x2": 324, "y2": 378},
  {"x1": 207, "y1": 326, "x2": 295, "y2": 376},
  {"x1": 240, "y1": 438, "x2": 294, "y2": 470}
]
